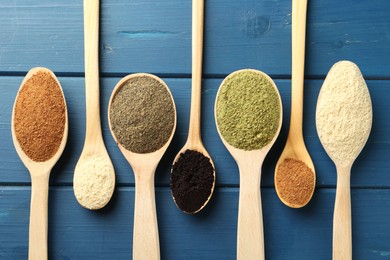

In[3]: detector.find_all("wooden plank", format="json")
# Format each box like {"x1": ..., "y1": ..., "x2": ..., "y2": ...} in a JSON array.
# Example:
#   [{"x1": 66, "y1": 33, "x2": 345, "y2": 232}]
[
  {"x1": 1, "y1": 77, "x2": 389, "y2": 187},
  {"x1": 0, "y1": 187, "x2": 389, "y2": 259},
  {"x1": 0, "y1": 1, "x2": 388, "y2": 259},
  {"x1": 0, "y1": 0, "x2": 389, "y2": 77}
]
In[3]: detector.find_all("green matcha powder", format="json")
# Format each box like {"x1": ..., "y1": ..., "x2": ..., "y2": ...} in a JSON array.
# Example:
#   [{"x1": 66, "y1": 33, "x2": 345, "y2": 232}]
[{"x1": 216, "y1": 70, "x2": 281, "y2": 150}]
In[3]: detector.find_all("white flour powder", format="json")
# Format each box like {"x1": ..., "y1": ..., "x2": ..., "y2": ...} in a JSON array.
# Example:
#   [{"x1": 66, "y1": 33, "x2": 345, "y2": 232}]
[
  {"x1": 316, "y1": 61, "x2": 372, "y2": 163},
  {"x1": 74, "y1": 154, "x2": 115, "y2": 210}
]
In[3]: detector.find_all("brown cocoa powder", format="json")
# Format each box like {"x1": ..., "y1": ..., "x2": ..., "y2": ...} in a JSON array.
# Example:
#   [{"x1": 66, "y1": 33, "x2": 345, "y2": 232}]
[
  {"x1": 13, "y1": 70, "x2": 66, "y2": 162},
  {"x1": 171, "y1": 149, "x2": 215, "y2": 214},
  {"x1": 275, "y1": 158, "x2": 315, "y2": 207}
]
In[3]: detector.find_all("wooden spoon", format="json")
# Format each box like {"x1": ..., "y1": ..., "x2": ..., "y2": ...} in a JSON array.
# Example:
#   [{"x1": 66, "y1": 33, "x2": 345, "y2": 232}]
[
  {"x1": 316, "y1": 61, "x2": 372, "y2": 260},
  {"x1": 215, "y1": 70, "x2": 283, "y2": 260},
  {"x1": 274, "y1": 0, "x2": 315, "y2": 208},
  {"x1": 74, "y1": 0, "x2": 115, "y2": 210},
  {"x1": 171, "y1": 0, "x2": 215, "y2": 214},
  {"x1": 11, "y1": 67, "x2": 68, "y2": 260},
  {"x1": 108, "y1": 73, "x2": 177, "y2": 260}
]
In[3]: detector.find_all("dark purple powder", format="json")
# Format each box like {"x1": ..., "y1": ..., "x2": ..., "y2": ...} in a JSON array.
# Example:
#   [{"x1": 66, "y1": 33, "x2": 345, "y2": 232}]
[{"x1": 170, "y1": 149, "x2": 215, "y2": 214}]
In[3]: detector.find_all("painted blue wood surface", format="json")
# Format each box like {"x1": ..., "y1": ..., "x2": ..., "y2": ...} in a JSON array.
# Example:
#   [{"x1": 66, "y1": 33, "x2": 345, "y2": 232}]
[
  {"x1": 1, "y1": 188, "x2": 390, "y2": 259},
  {"x1": 0, "y1": 0, "x2": 389, "y2": 259},
  {"x1": 0, "y1": 0, "x2": 389, "y2": 77},
  {"x1": 0, "y1": 77, "x2": 389, "y2": 187}
]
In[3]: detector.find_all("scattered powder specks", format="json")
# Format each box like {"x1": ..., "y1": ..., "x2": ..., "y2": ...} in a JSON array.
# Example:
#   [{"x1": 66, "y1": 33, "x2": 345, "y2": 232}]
[
  {"x1": 73, "y1": 154, "x2": 115, "y2": 210},
  {"x1": 316, "y1": 61, "x2": 372, "y2": 163}
]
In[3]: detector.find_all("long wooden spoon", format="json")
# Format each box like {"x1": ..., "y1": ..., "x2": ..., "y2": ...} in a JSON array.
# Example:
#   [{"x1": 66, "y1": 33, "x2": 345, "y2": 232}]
[
  {"x1": 316, "y1": 61, "x2": 372, "y2": 260},
  {"x1": 215, "y1": 69, "x2": 283, "y2": 260},
  {"x1": 74, "y1": 0, "x2": 115, "y2": 210},
  {"x1": 274, "y1": 0, "x2": 315, "y2": 208},
  {"x1": 171, "y1": 0, "x2": 215, "y2": 214},
  {"x1": 12, "y1": 67, "x2": 68, "y2": 260},
  {"x1": 108, "y1": 73, "x2": 177, "y2": 260}
]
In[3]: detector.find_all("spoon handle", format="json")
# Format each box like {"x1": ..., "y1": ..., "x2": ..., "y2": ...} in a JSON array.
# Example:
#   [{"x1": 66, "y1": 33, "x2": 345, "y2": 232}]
[
  {"x1": 28, "y1": 173, "x2": 49, "y2": 260},
  {"x1": 333, "y1": 164, "x2": 352, "y2": 260},
  {"x1": 83, "y1": 0, "x2": 103, "y2": 145},
  {"x1": 290, "y1": 0, "x2": 307, "y2": 140},
  {"x1": 133, "y1": 170, "x2": 160, "y2": 260},
  {"x1": 187, "y1": 0, "x2": 204, "y2": 143},
  {"x1": 237, "y1": 163, "x2": 264, "y2": 260}
]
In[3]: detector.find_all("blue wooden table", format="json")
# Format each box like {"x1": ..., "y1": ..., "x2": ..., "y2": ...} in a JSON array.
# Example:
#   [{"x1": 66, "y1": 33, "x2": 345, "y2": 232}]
[{"x1": 1, "y1": 0, "x2": 389, "y2": 259}]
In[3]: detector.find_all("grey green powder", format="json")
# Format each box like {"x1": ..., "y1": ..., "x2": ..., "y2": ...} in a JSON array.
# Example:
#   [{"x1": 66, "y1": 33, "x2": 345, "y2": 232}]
[
  {"x1": 109, "y1": 75, "x2": 175, "y2": 154},
  {"x1": 216, "y1": 69, "x2": 281, "y2": 150}
]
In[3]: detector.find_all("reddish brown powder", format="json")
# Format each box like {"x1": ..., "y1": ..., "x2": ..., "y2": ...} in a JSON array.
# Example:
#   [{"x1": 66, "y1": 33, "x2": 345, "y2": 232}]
[
  {"x1": 275, "y1": 158, "x2": 315, "y2": 207},
  {"x1": 14, "y1": 70, "x2": 66, "y2": 162}
]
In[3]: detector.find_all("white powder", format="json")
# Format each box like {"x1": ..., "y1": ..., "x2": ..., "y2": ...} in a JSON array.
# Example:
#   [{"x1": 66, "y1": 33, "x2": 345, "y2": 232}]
[
  {"x1": 316, "y1": 61, "x2": 372, "y2": 163},
  {"x1": 73, "y1": 153, "x2": 115, "y2": 210}
]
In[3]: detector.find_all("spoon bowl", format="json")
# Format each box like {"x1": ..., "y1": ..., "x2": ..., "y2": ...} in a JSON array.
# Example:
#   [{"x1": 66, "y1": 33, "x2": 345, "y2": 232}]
[
  {"x1": 171, "y1": 138, "x2": 215, "y2": 214},
  {"x1": 108, "y1": 73, "x2": 177, "y2": 260},
  {"x1": 12, "y1": 67, "x2": 68, "y2": 260},
  {"x1": 12, "y1": 67, "x2": 68, "y2": 169},
  {"x1": 215, "y1": 69, "x2": 282, "y2": 260},
  {"x1": 274, "y1": 136, "x2": 315, "y2": 208}
]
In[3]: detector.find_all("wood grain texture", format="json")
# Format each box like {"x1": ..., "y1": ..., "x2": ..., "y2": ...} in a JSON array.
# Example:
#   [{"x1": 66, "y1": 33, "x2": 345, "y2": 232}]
[
  {"x1": 1, "y1": 187, "x2": 390, "y2": 259},
  {"x1": 333, "y1": 164, "x2": 352, "y2": 260},
  {"x1": 0, "y1": 0, "x2": 389, "y2": 259},
  {"x1": 0, "y1": 77, "x2": 389, "y2": 187},
  {"x1": 0, "y1": 0, "x2": 389, "y2": 76}
]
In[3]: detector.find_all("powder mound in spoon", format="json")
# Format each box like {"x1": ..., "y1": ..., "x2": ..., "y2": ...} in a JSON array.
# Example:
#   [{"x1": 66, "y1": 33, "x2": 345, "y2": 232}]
[
  {"x1": 74, "y1": 154, "x2": 115, "y2": 210},
  {"x1": 216, "y1": 70, "x2": 281, "y2": 150},
  {"x1": 275, "y1": 158, "x2": 315, "y2": 207},
  {"x1": 171, "y1": 149, "x2": 215, "y2": 214},
  {"x1": 316, "y1": 61, "x2": 372, "y2": 162},
  {"x1": 13, "y1": 70, "x2": 66, "y2": 162},
  {"x1": 109, "y1": 75, "x2": 175, "y2": 154}
]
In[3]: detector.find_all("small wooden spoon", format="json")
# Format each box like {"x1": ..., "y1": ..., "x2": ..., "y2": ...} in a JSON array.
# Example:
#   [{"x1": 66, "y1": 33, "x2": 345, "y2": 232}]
[
  {"x1": 171, "y1": 0, "x2": 215, "y2": 214},
  {"x1": 11, "y1": 67, "x2": 68, "y2": 260},
  {"x1": 215, "y1": 70, "x2": 283, "y2": 260},
  {"x1": 274, "y1": 0, "x2": 315, "y2": 208},
  {"x1": 108, "y1": 74, "x2": 177, "y2": 260},
  {"x1": 74, "y1": 0, "x2": 115, "y2": 210}
]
